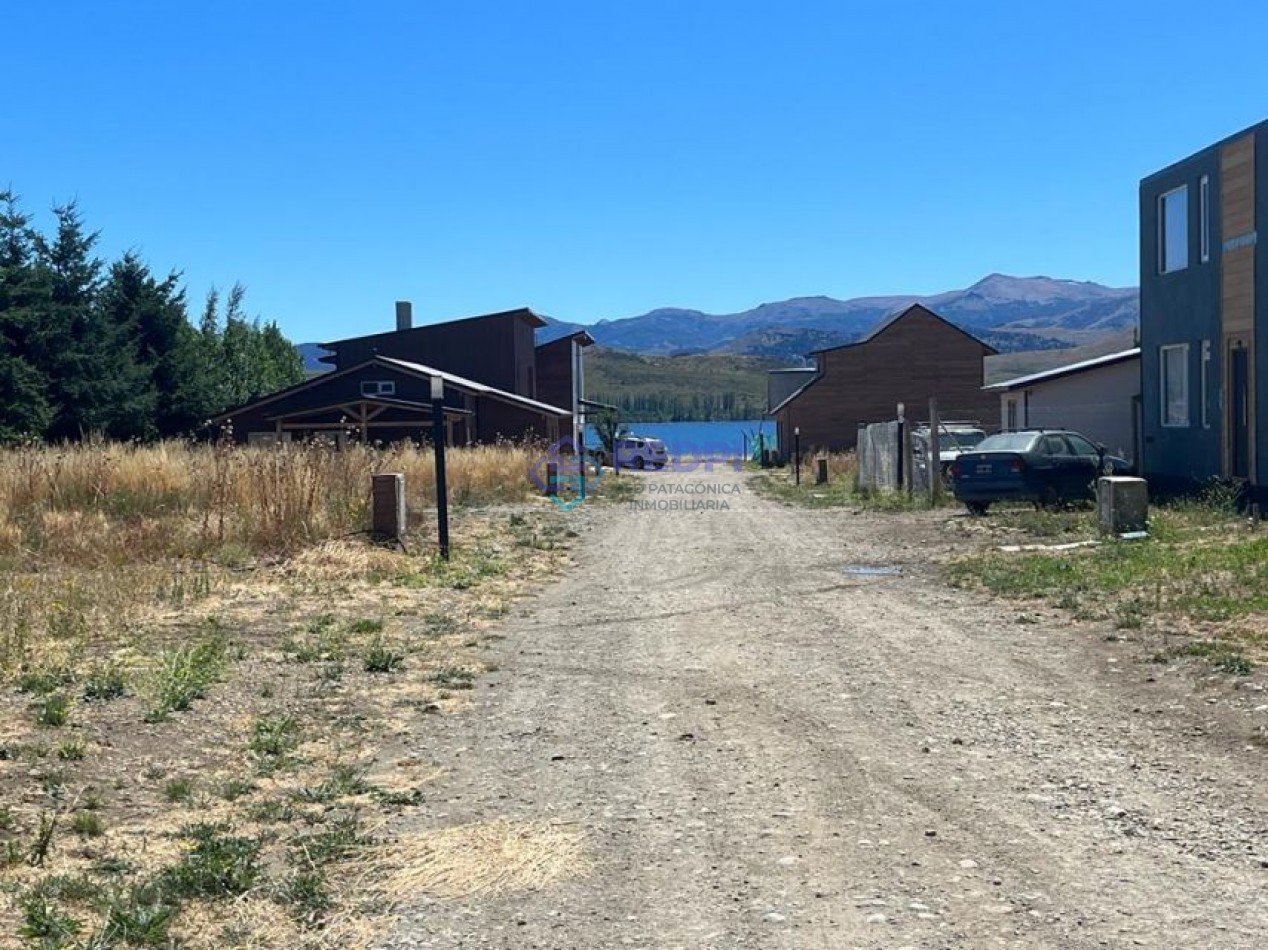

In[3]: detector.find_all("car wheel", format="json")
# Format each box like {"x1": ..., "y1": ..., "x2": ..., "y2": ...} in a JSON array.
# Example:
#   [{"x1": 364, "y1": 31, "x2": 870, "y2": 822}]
[
  {"x1": 633, "y1": 456, "x2": 645, "y2": 470},
  {"x1": 1034, "y1": 484, "x2": 1065, "y2": 507},
  {"x1": 966, "y1": 501, "x2": 990, "y2": 516}
]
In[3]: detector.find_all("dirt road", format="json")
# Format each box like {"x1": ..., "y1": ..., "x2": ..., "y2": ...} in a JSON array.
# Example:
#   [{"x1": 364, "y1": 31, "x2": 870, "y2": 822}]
[{"x1": 383, "y1": 466, "x2": 1268, "y2": 949}]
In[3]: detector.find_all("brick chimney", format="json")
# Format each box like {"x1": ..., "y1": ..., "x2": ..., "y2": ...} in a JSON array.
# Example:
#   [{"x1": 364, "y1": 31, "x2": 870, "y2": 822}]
[{"x1": 395, "y1": 300, "x2": 412, "y2": 332}]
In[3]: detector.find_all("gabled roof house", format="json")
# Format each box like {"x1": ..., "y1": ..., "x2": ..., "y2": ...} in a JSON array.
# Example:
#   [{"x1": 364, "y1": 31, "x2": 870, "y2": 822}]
[{"x1": 768, "y1": 304, "x2": 998, "y2": 456}]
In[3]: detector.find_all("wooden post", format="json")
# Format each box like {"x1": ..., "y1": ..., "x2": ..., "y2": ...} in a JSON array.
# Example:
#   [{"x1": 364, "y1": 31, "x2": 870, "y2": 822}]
[
  {"x1": 928, "y1": 396, "x2": 941, "y2": 503},
  {"x1": 815, "y1": 457, "x2": 828, "y2": 485},
  {"x1": 899, "y1": 403, "x2": 913, "y2": 496},
  {"x1": 545, "y1": 461, "x2": 559, "y2": 497},
  {"x1": 430, "y1": 378, "x2": 450, "y2": 560},
  {"x1": 371, "y1": 473, "x2": 406, "y2": 542}
]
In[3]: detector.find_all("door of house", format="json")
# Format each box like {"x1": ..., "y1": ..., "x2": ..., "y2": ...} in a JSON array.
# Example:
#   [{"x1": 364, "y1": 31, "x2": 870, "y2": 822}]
[{"x1": 1230, "y1": 345, "x2": 1250, "y2": 479}]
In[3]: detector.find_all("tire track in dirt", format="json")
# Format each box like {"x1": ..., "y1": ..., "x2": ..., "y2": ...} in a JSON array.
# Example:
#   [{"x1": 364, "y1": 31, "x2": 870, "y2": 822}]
[{"x1": 382, "y1": 468, "x2": 1268, "y2": 950}]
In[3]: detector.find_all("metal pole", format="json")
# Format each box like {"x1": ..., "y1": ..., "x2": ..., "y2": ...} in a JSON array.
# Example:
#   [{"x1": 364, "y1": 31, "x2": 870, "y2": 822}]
[
  {"x1": 928, "y1": 396, "x2": 941, "y2": 503},
  {"x1": 431, "y1": 377, "x2": 450, "y2": 560},
  {"x1": 794, "y1": 427, "x2": 801, "y2": 486}
]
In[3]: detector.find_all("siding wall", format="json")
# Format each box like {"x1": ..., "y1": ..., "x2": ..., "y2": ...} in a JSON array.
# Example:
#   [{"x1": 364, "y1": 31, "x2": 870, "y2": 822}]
[
  {"x1": 323, "y1": 314, "x2": 535, "y2": 395},
  {"x1": 776, "y1": 307, "x2": 995, "y2": 456},
  {"x1": 535, "y1": 338, "x2": 577, "y2": 411},
  {"x1": 1139, "y1": 136, "x2": 1226, "y2": 483},
  {"x1": 996, "y1": 358, "x2": 1141, "y2": 463},
  {"x1": 767, "y1": 369, "x2": 817, "y2": 413}
]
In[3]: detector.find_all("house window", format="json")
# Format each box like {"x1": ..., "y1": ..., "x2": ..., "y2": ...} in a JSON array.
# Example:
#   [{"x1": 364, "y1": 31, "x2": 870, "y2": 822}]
[
  {"x1": 360, "y1": 380, "x2": 396, "y2": 397},
  {"x1": 1199, "y1": 175, "x2": 1210, "y2": 263},
  {"x1": 1200, "y1": 339, "x2": 1211, "y2": 428},
  {"x1": 1160, "y1": 343, "x2": 1189, "y2": 427},
  {"x1": 1006, "y1": 399, "x2": 1017, "y2": 430},
  {"x1": 1159, "y1": 185, "x2": 1189, "y2": 273}
]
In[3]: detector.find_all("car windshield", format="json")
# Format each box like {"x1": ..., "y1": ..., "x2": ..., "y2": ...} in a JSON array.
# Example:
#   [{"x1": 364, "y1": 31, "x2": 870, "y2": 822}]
[
  {"x1": 975, "y1": 432, "x2": 1040, "y2": 452},
  {"x1": 939, "y1": 431, "x2": 985, "y2": 452}
]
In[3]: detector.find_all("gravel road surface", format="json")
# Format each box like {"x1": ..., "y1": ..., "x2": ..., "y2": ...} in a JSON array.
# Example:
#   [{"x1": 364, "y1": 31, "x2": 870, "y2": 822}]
[{"x1": 384, "y1": 466, "x2": 1268, "y2": 950}]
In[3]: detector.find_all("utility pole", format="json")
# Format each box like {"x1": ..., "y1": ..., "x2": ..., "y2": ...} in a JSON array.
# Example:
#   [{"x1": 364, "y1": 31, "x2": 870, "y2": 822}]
[{"x1": 431, "y1": 376, "x2": 450, "y2": 559}]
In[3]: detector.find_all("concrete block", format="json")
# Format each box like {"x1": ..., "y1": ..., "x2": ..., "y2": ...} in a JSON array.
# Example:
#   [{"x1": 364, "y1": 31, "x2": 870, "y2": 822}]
[{"x1": 1098, "y1": 476, "x2": 1148, "y2": 534}]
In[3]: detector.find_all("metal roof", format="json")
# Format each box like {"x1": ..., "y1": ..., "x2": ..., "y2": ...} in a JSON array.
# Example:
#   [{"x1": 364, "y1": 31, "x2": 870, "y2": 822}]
[
  {"x1": 985, "y1": 347, "x2": 1140, "y2": 392},
  {"x1": 211, "y1": 354, "x2": 571, "y2": 423},
  {"x1": 379, "y1": 357, "x2": 572, "y2": 416}
]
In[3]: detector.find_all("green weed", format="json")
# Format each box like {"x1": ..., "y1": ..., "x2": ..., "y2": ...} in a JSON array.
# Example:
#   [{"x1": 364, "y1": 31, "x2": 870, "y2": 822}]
[
  {"x1": 28, "y1": 810, "x2": 58, "y2": 866},
  {"x1": 273, "y1": 869, "x2": 332, "y2": 928},
  {"x1": 19, "y1": 890, "x2": 82, "y2": 944},
  {"x1": 144, "y1": 637, "x2": 228, "y2": 722},
  {"x1": 289, "y1": 814, "x2": 368, "y2": 866},
  {"x1": 35, "y1": 692, "x2": 72, "y2": 727},
  {"x1": 82, "y1": 662, "x2": 128, "y2": 702},
  {"x1": 427, "y1": 667, "x2": 476, "y2": 690},
  {"x1": 295, "y1": 764, "x2": 369, "y2": 804},
  {"x1": 164, "y1": 824, "x2": 262, "y2": 899},
  {"x1": 249, "y1": 715, "x2": 302, "y2": 771},
  {"x1": 163, "y1": 777, "x2": 195, "y2": 804},
  {"x1": 71, "y1": 811, "x2": 106, "y2": 838},
  {"x1": 98, "y1": 879, "x2": 178, "y2": 946},
  {"x1": 362, "y1": 638, "x2": 406, "y2": 674}
]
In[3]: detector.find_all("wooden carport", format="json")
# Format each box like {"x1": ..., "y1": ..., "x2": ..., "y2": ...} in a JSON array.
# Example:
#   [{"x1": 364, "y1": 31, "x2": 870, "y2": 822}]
[{"x1": 266, "y1": 396, "x2": 473, "y2": 444}]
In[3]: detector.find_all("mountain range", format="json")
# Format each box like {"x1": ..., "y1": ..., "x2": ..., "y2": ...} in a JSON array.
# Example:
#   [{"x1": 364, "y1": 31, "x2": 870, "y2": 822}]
[
  {"x1": 299, "y1": 274, "x2": 1139, "y2": 370},
  {"x1": 538, "y1": 274, "x2": 1138, "y2": 361}
]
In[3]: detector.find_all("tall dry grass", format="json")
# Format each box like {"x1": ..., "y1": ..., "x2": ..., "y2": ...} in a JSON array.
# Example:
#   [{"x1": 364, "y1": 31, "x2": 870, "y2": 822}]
[
  {"x1": 820, "y1": 450, "x2": 858, "y2": 485},
  {"x1": 0, "y1": 439, "x2": 540, "y2": 563},
  {"x1": 0, "y1": 440, "x2": 542, "y2": 674}
]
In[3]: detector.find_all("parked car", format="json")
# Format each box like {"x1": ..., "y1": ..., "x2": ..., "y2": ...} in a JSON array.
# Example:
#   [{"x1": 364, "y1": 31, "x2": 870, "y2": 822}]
[
  {"x1": 913, "y1": 425, "x2": 987, "y2": 482},
  {"x1": 949, "y1": 429, "x2": 1132, "y2": 514},
  {"x1": 613, "y1": 436, "x2": 669, "y2": 470}
]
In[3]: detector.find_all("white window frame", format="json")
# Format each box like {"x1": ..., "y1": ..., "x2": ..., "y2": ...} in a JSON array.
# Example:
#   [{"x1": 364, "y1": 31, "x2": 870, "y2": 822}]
[
  {"x1": 1160, "y1": 343, "x2": 1190, "y2": 428},
  {"x1": 360, "y1": 380, "x2": 396, "y2": 397},
  {"x1": 1200, "y1": 339, "x2": 1211, "y2": 428},
  {"x1": 1199, "y1": 175, "x2": 1210, "y2": 263},
  {"x1": 1006, "y1": 399, "x2": 1017, "y2": 431},
  {"x1": 1159, "y1": 185, "x2": 1189, "y2": 274}
]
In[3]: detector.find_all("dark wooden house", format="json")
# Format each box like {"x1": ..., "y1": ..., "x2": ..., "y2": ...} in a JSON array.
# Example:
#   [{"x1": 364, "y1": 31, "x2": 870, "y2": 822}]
[
  {"x1": 213, "y1": 356, "x2": 569, "y2": 446},
  {"x1": 768, "y1": 304, "x2": 998, "y2": 456},
  {"x1": 214, "y1": 302, "x2": 577, "y2": 445},
  {"x1": 319, "y1": 303, "x2": 543, "y2": 399}
]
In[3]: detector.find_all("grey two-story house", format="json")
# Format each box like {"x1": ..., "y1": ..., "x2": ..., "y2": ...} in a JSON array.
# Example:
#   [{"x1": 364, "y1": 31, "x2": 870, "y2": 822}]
[{"x1": 1140, "y1": 118, "x2": 1267, "y2": 495}]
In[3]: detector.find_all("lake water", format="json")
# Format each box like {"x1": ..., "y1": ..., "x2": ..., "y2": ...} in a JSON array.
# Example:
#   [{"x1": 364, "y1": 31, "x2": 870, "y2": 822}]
[{"x1": 583, "y1": 419, "x2": 774, "y2": 458}]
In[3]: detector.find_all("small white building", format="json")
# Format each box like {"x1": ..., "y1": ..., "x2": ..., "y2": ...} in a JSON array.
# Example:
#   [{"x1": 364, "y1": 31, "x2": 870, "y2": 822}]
[{"x1": 986, "y1": 348, "x2": 1141, "y2": 463}]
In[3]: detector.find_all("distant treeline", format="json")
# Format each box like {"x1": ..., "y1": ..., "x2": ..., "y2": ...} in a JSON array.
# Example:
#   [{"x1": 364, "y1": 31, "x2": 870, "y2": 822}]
[
  {"x1": 591, "y1": 391, "x2": 763, "y2": 422},
  {"x1": 585, "y1": 347, "x2": 776, "y2": 422},
  {"x1": 0, "y1": 193, "x2": 303, "y2": 442}
]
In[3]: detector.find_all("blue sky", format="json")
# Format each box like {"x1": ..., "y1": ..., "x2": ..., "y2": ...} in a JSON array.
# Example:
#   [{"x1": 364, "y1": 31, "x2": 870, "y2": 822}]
[{"x1": 5, "y1": 1, "x2": 1267, "y2": 341}]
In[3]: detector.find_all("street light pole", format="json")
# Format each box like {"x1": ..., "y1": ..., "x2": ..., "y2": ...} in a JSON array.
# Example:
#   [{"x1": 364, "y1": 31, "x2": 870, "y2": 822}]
[
  {"x1": 794, "y1": 426, "x2": 801, "y2": 486},
  {"x1": 431, "y1": 376, "x2": 450, "y2": 560}
]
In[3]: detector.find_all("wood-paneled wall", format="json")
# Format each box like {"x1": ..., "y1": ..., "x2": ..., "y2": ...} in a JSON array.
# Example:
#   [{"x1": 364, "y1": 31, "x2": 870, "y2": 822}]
[{"x1": 780, "y1": 306, "x2": 995, "y2": 454}]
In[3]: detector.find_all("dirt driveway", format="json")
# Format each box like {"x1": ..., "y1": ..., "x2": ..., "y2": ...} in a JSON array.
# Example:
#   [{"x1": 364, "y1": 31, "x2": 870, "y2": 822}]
[{"x1": 382, "y1": 465, "x2": 1268, "y2": 949}]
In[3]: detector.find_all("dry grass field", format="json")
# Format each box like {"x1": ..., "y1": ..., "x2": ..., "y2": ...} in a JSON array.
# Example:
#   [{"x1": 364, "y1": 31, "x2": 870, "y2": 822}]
[{"x1": 0, "y1": 440, "x2": 585, "y2": 948}]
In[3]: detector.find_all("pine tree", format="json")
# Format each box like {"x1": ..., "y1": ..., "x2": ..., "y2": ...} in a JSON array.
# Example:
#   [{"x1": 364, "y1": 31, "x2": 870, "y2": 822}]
[{"x1": 0, "y1": 191, "x2": 52, "y2": 440}]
